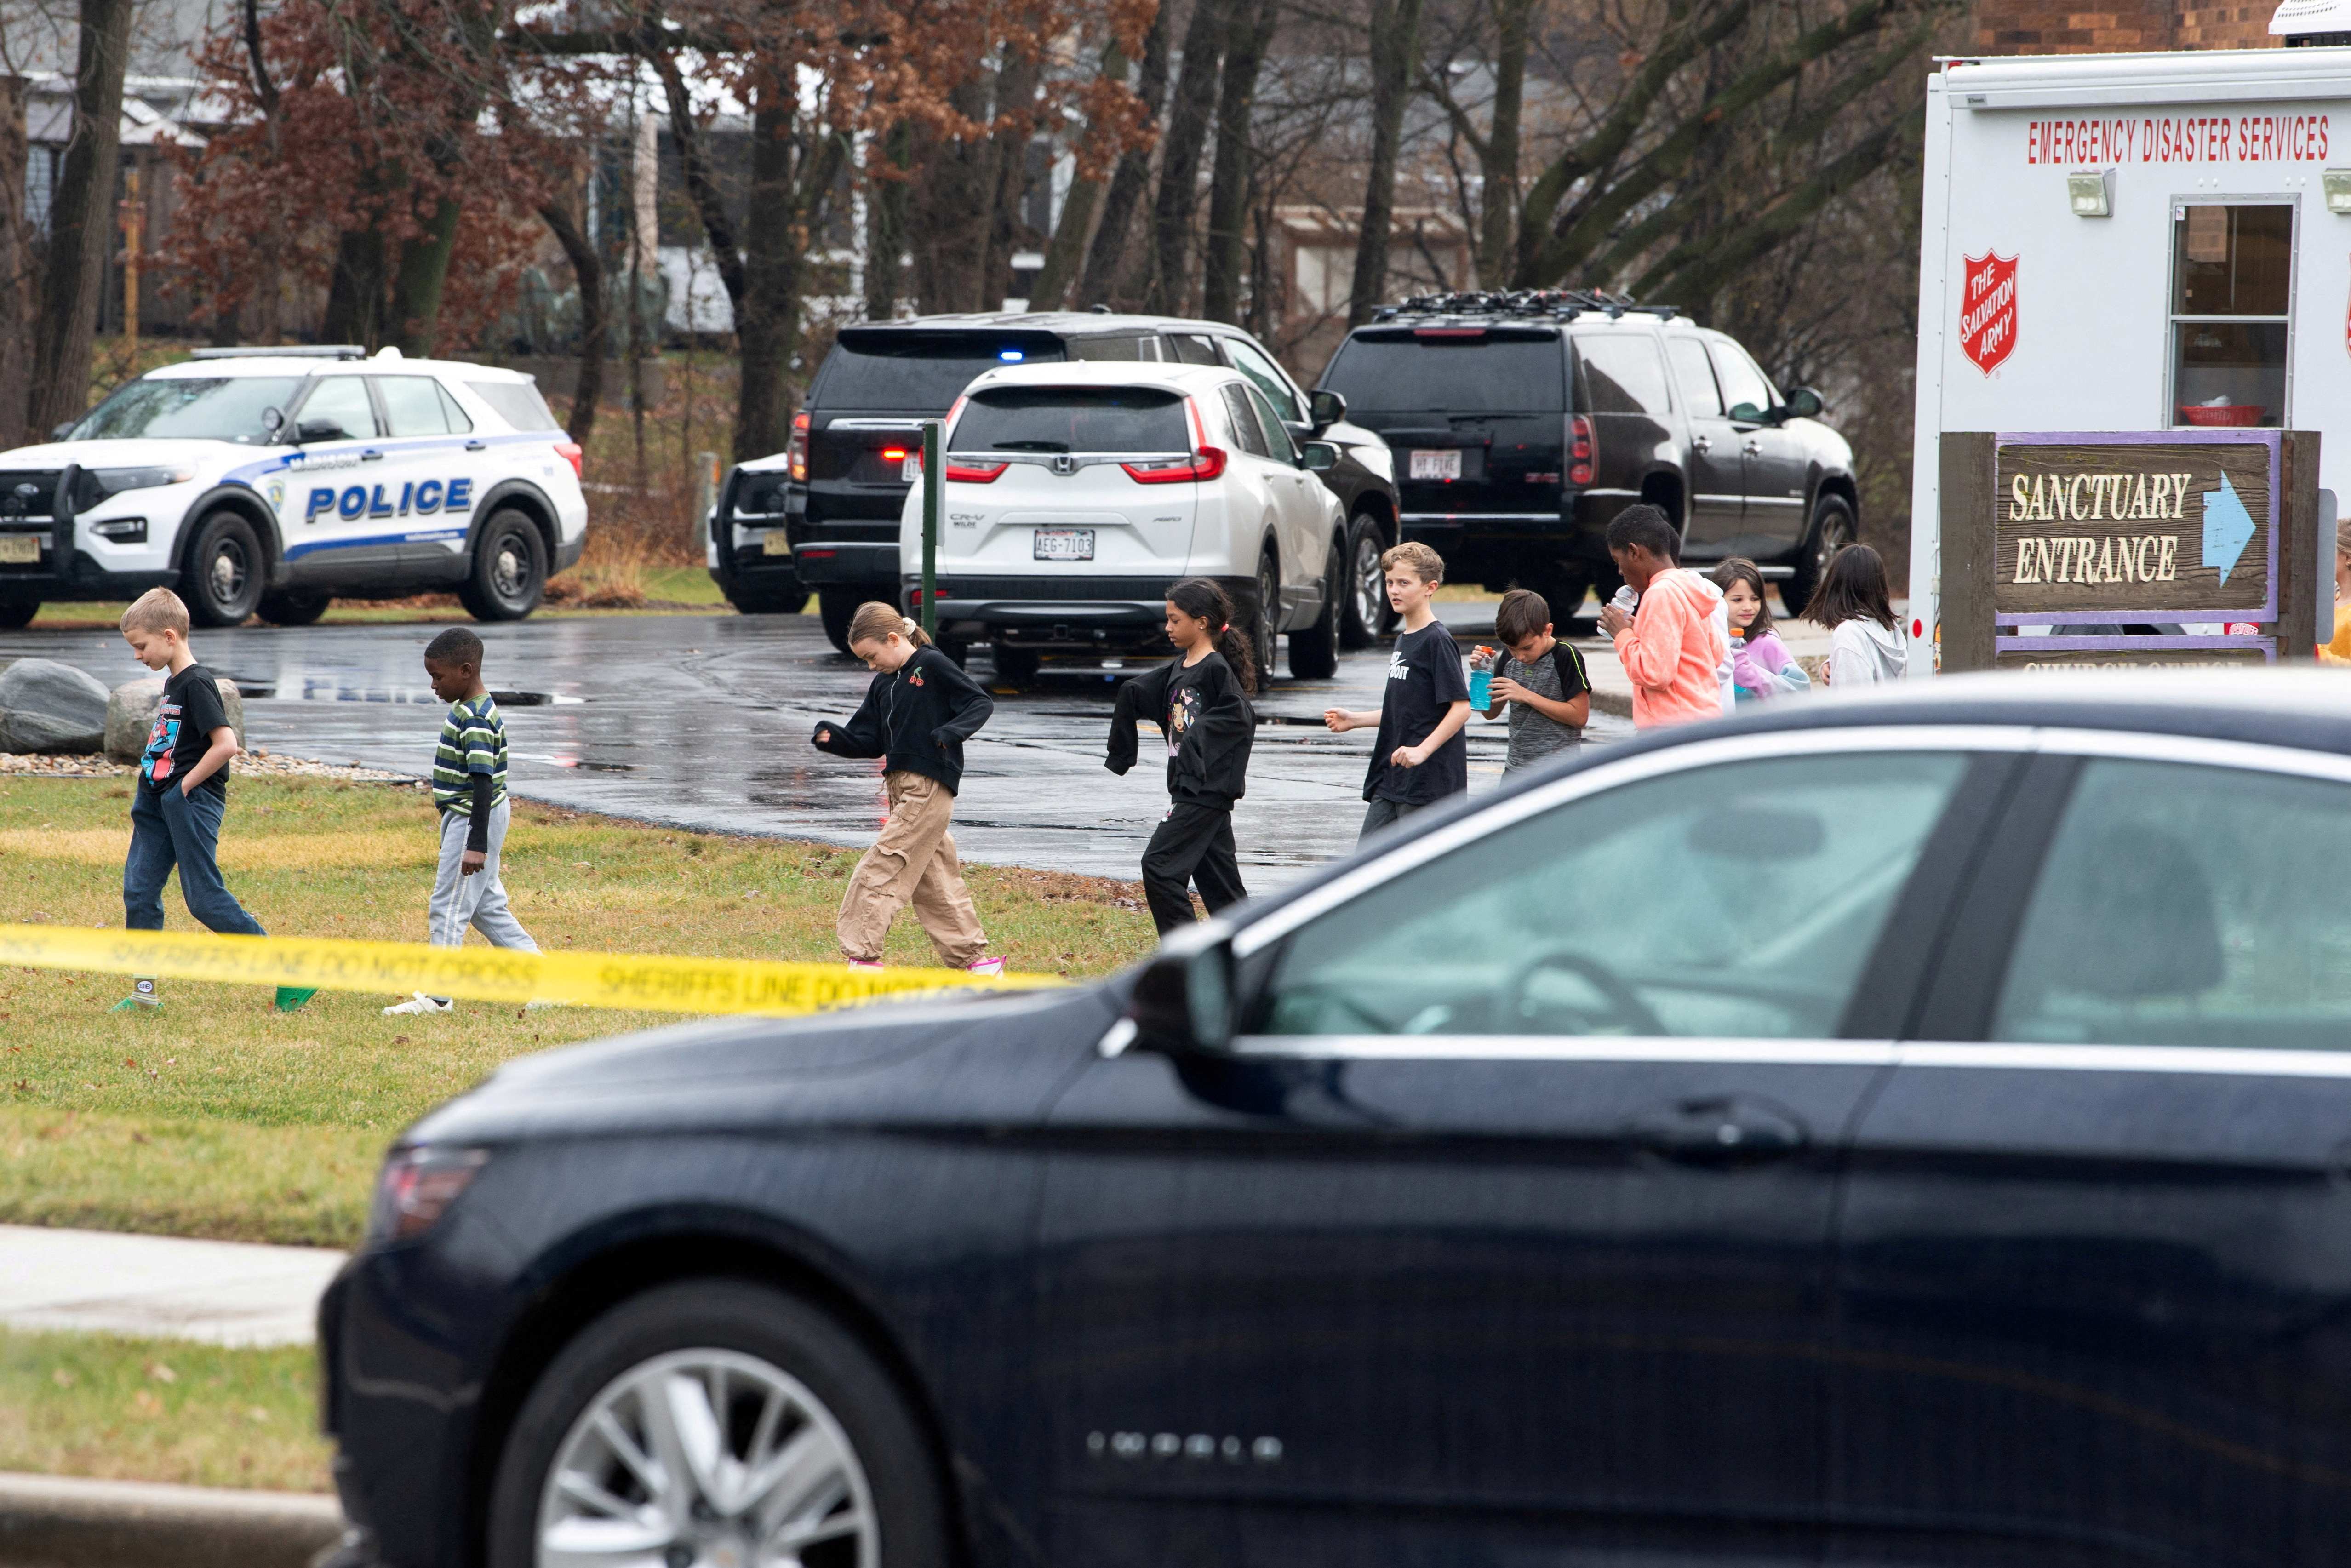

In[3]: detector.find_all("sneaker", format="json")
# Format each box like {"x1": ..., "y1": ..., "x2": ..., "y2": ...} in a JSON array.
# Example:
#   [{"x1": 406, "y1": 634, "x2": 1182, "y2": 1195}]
[
  {"x1": 275, "y1": 986, "x2": 318, "y2": 1013},
  {"x1": 383, "y1": 992, "x2": 454, "y2": 1017},
  {"x1": 113, "y1": 978, "x2": 160, "y2": 1012},
  {"x1": 966, "y1": 956, "x2": 1006, "y2": 979},
  {"x1": 846, "y1": 959, "x2": 885, "y2": 971}
]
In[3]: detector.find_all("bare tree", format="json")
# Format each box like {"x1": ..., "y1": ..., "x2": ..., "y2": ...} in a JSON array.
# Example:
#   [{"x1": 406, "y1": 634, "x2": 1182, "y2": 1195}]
[
  {"x1": 1077, "y1": 0, "x2": 1170, "y2": 305},
  {"x1": 1145, "y1": 0, "x2": 1228, "y2": 312},
  {"x1": 1199, "y1": 0, "x2": 1279, "y2": 323},
  {"x1": 30, "y1": 0, "x2": 134, "y2": 434},
  {"x1": 1344, "y1": 0, "x2": 1426, "y2": 325}
]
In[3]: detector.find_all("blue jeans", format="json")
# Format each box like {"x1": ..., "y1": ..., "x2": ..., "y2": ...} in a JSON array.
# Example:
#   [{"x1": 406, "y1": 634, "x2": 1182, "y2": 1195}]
[{"x1": 124, "y1": 784, "x2": 267, "y2": 936}]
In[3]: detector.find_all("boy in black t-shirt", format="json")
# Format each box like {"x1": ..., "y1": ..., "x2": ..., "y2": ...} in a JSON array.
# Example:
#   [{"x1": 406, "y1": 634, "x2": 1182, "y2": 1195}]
[
  {"x1": 115, "y1": 588, "x2": 314, "y2": 1013},
  {"x1": 1323, "y1": 541, "x2": 1471, "y2": 842}
]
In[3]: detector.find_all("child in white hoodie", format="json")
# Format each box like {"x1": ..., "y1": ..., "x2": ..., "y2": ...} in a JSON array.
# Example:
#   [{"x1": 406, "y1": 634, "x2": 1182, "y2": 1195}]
[{"x1": 1801, "y1": 543, "x2": 1908, "y2": 686}]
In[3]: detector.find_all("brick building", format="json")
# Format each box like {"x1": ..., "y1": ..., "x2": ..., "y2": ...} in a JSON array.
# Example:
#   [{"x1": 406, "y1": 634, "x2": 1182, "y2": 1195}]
[{"x1": 1973, "y1": 0, "x2": 2279, "y2": 53}]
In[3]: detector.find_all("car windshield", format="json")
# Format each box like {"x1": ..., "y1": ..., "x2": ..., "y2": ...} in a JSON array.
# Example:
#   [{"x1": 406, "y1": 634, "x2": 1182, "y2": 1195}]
[
  {"x1": 953, "y1": 387, "x2": 1188, "y2": 453},
  {"x1": 69, "y1": 375, "x2": 301, "y2": 444},
  {"x1": 1321, "y1": 331, "x2": 1565, "y2": 413},
  {"x1": 823, "y1": 336, "x2": 1068, "y2": 412}
]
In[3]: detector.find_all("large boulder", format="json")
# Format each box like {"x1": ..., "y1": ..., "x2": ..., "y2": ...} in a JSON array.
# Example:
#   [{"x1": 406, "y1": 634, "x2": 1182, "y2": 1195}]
[
  {"x1": 0, "y1": 659, "x2": 110, "y2": 754},
  {"x1": 104, "y1": 675, "x2": 246, "y2": 765}
]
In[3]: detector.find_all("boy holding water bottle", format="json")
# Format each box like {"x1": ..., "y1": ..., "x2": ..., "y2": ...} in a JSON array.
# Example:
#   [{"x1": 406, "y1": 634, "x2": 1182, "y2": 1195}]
[{"x1": 1473, "y1": 588, "x2": 1590, "y2": 774}]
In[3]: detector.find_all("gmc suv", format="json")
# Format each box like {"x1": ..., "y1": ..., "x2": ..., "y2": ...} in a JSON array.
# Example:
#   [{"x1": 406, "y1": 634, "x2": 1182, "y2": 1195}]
[
  {"x1": 709, "y1": 312, "x2": 1401, "y2": 652},
  {"x1": 1315, "y1": 291, "x2": 1859, "y2": 613}
]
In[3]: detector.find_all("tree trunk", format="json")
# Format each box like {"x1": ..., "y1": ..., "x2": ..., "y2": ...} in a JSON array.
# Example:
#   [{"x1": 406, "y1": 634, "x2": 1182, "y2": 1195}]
[
  {"x1": 909, "y1": 80, "x2": 992, "y2": 314},
  {"x1": 652, "y1": 45, "x2": 749, "y2": 322},
  {"x1": 862, "y1": 121, "x2": 910, "y2": 320},
  {"x1": 1078, "y1": 2, "x2": 1170, "y2": 308},
  {"x1": 736, "y1": 87, "x2": 797, "y2": 464},
  {"x1": 1346, "y1": 0, "x2": 1426, "y2": 326},
  {"x1": 1199, "y1": 0, "x2": 1277, "y2": 324},
  {"x1": 1476, "y1": 0, "x2": 1533, "y2": 288},
  {"x1": 1145, "y1": 0, "x2": 1229, "y2": 314},
  {"x1": 0, "y1": 75, "x2": 31, "y2": 448},
  {"x1": 391, "y1": 193, "x2": 462, "y2": 356},
  {"x1": 29, "y1": 0, "x2": 135, "y2": 435},
  {"x1": 1029, "y1": 38, "x2": 1127, "y2": 313},
  {"x1": 322, "y1": 223, "x2": 388, "y2": 347},
  {"x1": 983, "y1": 44, "x2": 1043, "y2": 312},
  {"x1": 539, "y1": 192, "x2": 605, "y2": 446}
]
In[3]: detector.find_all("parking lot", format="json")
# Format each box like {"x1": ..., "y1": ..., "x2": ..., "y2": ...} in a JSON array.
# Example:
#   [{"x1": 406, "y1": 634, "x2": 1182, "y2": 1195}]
[{"x1": 0, "y1": 606, "x2": 1630, "y2": 885}]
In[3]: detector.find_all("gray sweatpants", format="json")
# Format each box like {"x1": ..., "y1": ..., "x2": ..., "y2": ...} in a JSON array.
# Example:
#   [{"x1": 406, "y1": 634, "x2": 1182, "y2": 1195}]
[{"x1": 430, "y1": 800, "x2": 539, "y2": 953}]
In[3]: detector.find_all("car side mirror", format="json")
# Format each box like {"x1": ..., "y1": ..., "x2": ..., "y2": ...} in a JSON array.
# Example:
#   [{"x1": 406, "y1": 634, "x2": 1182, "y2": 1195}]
[
  {"x1": 1110, "y1": 921, "x2": 1236, "y2": 1057},
  {"x1": 294, "y1": 418, "x2": 346, "y2": 444},
  {"x1": 51, "y1": 422, "x2": 74, "y2": 441},
  {"x1": 261, "y1": 406, "x2": 285, "y2": 435},
  {"x1": 1309, "y1": 389, "x2": 1347, "y2": 431},
  {"x1": 1782, "y1": 386, "x2": 1824, "y2": 421},
  {"x1": 1301, "y1": 441, "x2": 1339, "y2": 473}
]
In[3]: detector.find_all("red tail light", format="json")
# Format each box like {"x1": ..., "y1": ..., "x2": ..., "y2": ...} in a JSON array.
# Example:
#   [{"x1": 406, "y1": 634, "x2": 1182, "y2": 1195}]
[
  {"x1": 944, "y1": 460, "x2": 1008, "y2": 483},
  {"x1": 553, "y1": 441, "x2": 583, "y2": 479},
  {"x1": 1567, "y1": 414, "x2": 1595, "y2": 486},
  {"x1": 1122, "y1": 446, "x2": 1228, "y2": 484},
  {"x1": 881, "y1": 447, "x2": 908, "y2": 462},
  {"x1": 788, "y1": 410, "x2": 810, "y2": 482}
]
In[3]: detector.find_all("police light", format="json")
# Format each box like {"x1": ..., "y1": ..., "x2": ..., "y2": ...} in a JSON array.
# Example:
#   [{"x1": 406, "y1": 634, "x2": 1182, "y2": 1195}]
[
  {"x1": 999, "y1": 349, "x2": 1024, "y2": 362},
  {"x1": 2067, "y1": 169, "x2": 2114, "y2": 217}
]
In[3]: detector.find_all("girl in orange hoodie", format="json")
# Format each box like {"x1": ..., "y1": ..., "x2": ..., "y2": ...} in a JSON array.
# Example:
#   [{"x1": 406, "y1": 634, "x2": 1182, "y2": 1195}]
[{"x1": 1596, "y1": 504, "x2": 1730, "y2": 729}]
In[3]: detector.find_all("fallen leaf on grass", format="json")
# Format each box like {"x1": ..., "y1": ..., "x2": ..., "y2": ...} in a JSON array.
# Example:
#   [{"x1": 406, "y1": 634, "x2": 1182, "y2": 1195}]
[{"x1": 146, "y1": 1362, "x2": 176, "y2": 1383}]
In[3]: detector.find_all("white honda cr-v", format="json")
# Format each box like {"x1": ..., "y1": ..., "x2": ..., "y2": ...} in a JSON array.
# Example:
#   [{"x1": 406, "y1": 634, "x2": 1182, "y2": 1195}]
[{"x1": 894, "y1": 361, "x2": 1347, "y2": 687}]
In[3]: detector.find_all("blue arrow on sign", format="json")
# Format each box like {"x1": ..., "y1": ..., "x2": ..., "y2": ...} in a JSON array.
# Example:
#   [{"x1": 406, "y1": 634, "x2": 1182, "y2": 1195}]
[{"x1": 2201, "y1": 472, "x2": 2257, "y2": 584}]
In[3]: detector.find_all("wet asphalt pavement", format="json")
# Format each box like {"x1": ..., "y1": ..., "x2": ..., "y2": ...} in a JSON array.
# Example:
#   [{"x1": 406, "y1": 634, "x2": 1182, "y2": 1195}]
[{"x1": 1, "y1": 608, "x2": 1631, "y2": 889}]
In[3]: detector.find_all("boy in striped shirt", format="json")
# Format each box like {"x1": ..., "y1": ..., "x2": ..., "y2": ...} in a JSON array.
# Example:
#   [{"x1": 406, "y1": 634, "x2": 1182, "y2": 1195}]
[{"x1": 385, "y1": 628, "x2": 541, "y2": 1016}]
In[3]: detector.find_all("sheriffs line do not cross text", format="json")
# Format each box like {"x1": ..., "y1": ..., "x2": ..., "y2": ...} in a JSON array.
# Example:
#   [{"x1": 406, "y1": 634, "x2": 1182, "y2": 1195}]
[
  {"x1": 304, "y1": 476, "x2": 475, "y2": 522},
  {"x1": 2022, "y1": 113, "x2": 2331, "y2": 166}
]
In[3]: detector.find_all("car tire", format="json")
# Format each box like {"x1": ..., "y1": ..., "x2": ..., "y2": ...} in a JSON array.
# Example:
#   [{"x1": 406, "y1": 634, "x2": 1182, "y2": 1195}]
[
  {"x1": 722, "y1": 568, "x2": 810, "y2": 616},
  {"x1": 179, "y1": 512, "x2": 266, "y2": 627},
  {"x1": 1340, "y1": 515, "x2": 1390, "y2": 649},
  {"x1": 484, "y1": 1279, "x2": 950, "y2": 1568},
  {"x1": 1526, "y1": 564, "x2": 1594, "y2": 624},
  {"x1": 1785, "y1": 493, "x2": 1856, "y2": 618},
  {"x1": 1248, "y1": 549, "x2": 1279, "y2": 690},
  {"x1": 0, "y1": 599, "x2": 37, "y2": 630},
  {"x1": 458, "y1": 510, "x2": 548, "y2": 622},
  {"x1": 992, "y1": 644, "x2": 1040, "y2": 685},
  {"x1": 255, "y1": 589, "x2": 331, "y2": 627},
  {"x1": 818, "y1": 588, "x2": 862, "y2": 654},
  {"x1": 1288, "y1": 539, "x2": 1343, "y2": 680}
]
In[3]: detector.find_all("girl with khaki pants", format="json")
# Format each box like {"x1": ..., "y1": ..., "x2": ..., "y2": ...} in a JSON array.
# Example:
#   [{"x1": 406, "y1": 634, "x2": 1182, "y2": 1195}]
[{"x1": 810, "y1": 605, "x2": 1002, "y2": 975}]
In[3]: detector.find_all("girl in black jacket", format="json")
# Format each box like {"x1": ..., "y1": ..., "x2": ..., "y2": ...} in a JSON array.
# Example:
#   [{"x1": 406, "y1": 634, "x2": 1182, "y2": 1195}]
[
  {"x1": 1105, "y1": 578, "x2": 1257, "y2": 934},
  {"x1": 812, "y1": 603, "x2": 1001, "y2": 973}
]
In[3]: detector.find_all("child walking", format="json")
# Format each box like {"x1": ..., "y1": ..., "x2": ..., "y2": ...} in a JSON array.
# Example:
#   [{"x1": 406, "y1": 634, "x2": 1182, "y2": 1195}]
[
  {"x1": 1473, "y1": 587, "x2": 1590, "y2": 774},
  {"x1": 1105, "y1": 578, "x2": 1256, "y2": 935},
  {"x1": 114, "y1": 588, "x2": 314, "y2": 1013},
  {"x1": 1324, "y1": 541, "x2": 1471, "y2": 842},
  {"x1": 385, "y1": 628, "x2": 543, "y2": 1017},
  {"x1": 812, "y1": 604, "x2": 1002, "y2": 975},
  {"x1": 1802, "y1": 543, "x2": 1908, "y2": 687},
  {"x1": 1710, "y1": 557, "x2": 1811, "y2": 703}
]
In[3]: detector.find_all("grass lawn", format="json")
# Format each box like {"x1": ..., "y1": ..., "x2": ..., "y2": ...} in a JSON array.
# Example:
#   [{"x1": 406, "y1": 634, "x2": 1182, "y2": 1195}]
[
  {"x1": 0, "y1": 1329, "x2": 326, "y2": 1491},
  {"x1": 0, "y1": 774, "x2": 1159, "y2": 1247}
]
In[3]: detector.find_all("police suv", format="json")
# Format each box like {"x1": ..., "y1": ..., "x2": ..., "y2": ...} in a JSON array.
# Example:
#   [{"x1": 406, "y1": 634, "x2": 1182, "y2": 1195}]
[{"x1": 0, "y1": 346, "x2": 587, "y2": 629}]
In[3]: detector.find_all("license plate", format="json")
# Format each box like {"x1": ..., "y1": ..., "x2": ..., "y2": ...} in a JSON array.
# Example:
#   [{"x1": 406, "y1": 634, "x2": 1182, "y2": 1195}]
[
  {"x1": 761, "y1": 532, "x2": 792, "y2": 557},
  {"x1": 1411, "y1": 448, "x2": 1463, "y2": 481},
  {"x1": 1034, "y1": 528, "x2": 1094, "y2": 561},
  {"x1": 901, "y1": 454, "x2": 922, "y2": 483},
  {"x1": 0, "y1": 536, "x2": 40, "y2": 564}
]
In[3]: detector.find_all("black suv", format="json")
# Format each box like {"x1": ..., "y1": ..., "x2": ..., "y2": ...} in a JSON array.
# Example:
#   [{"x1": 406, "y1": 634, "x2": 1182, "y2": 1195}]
[
  {"x1": 1316, "y1": 292, "x2": 1859, "y2": 613},
  {"x1": 710, "y1": 312, "x2": 1403, "y2": 652}
]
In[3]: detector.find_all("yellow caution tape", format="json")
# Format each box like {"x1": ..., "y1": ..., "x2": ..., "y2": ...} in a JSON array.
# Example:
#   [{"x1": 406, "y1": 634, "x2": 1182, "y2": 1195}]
[{"x1": 0, "y1": 923, "x2": 1058, "y2": 1015}]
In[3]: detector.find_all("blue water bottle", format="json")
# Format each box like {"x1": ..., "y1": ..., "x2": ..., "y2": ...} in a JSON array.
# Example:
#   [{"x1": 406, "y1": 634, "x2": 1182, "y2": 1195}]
[{"x1": 1469, "y1": 645, "x2": 1494, "y2": 709}]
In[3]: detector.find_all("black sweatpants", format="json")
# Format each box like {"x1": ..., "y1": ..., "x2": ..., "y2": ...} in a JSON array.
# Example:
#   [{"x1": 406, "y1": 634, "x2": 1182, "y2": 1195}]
[{"x1": 1141, "y1": 802, "x2": 1248, "y2": 935}]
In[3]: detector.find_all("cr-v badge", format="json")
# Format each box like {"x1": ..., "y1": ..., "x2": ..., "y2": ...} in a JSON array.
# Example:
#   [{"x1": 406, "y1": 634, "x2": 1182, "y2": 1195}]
[{"x1": 1088, "y1": 1431, "x2": 1283, "y2": 1463}]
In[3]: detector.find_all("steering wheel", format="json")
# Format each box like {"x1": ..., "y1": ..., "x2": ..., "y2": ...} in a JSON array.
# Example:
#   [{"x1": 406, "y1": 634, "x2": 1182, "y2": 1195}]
[{"x1": 1502, "y1": 948, "x2": 1668, "y2": 1036}]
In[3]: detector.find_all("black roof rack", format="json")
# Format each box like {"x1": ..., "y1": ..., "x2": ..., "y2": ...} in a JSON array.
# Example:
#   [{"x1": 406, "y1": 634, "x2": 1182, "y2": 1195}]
[
  {"x1": 1370, "y1": 288, "x2": 1677, "y2": 323},
  {"x1": 188, "y1": 345, "x2": 367, "y2": 360}
]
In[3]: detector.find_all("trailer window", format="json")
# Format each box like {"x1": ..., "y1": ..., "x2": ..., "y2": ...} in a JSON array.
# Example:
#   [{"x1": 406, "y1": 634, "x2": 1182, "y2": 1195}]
[{"x1": 2170, "y1": 204, "x2": 2291, "y2": 430}]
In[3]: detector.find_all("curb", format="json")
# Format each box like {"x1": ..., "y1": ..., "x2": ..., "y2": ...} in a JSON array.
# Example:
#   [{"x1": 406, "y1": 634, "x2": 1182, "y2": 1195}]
[{"x1": 0, "y1": 1471, "x2": 343, "y2": 1568}]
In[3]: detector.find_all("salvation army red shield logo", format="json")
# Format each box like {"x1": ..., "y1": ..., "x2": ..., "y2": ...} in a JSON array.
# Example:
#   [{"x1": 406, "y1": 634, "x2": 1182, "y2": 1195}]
[{"x1": 1959, "y1": 252, "x2": 2019, "y2": 376}]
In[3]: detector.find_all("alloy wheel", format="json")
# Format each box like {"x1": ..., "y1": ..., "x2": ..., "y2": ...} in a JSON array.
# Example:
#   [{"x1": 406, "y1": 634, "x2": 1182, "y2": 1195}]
[
  {"x1": 209, "y1": 539, "x2": 249, "y2": 605},
  {"x1": 537, "y1": 1347, "x2": 878, "y2": 1568},
  {"x1": 493, "y1": 534, "x2": 531, "y2": 601},
  {"x1": 1254, "y1": 554, "x2": 1279, "y2": 687},
  {"x1": 1350, "y1": 531, "x2": 1383, "y2": 635}
]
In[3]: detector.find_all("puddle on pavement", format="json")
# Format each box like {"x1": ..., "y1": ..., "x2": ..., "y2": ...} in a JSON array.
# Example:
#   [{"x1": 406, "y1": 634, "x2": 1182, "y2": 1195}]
[{"x1": 224, "y1": 680, "x2": 582, "y2": 706}]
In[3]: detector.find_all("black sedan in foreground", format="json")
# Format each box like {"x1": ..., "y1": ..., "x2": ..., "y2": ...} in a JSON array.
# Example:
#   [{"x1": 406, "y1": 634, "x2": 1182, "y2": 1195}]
[{"x1": 324, "y1": 671, "x2": 2351, "y2": 1568}]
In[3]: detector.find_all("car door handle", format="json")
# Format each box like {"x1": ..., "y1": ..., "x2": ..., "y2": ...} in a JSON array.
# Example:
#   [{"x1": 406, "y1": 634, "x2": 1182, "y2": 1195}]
[
  {"x1": 1628, "y1": 1097, "x2": 1808, "y2": 1165},
  {"x1": 361, "y1": 449, "x2": 384, "y2": 461},
  {"x1": 1692, "y1": 435, "x2": 1711, "y2": 453},
  {"x1": 1742, "y1": 440, "x2": 1763, "y2": 456},
  {"x1": 465, "y1": 440, "x2": 486, "y2": 452}
]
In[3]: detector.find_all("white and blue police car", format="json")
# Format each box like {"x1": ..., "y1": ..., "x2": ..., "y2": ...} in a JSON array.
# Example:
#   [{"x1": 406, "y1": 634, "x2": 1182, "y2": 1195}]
[{"x1": 0, "y1": 345, "x2": 588, "y2": 629}]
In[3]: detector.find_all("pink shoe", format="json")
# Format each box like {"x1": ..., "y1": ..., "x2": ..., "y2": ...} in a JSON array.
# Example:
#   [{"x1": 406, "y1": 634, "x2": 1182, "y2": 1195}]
[
  {"x1": 847, "y1": 959, "x2": 885, "y2": 971},
  {"x1": 967, "y1": 956, "x2": 1006, "y2": 979}
]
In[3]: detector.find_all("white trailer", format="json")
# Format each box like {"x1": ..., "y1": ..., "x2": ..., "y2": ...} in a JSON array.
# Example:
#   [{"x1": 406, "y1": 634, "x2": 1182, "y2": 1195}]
[{"x1": 1909, "y1": 43, "x2": 2351, "y2": 670}]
